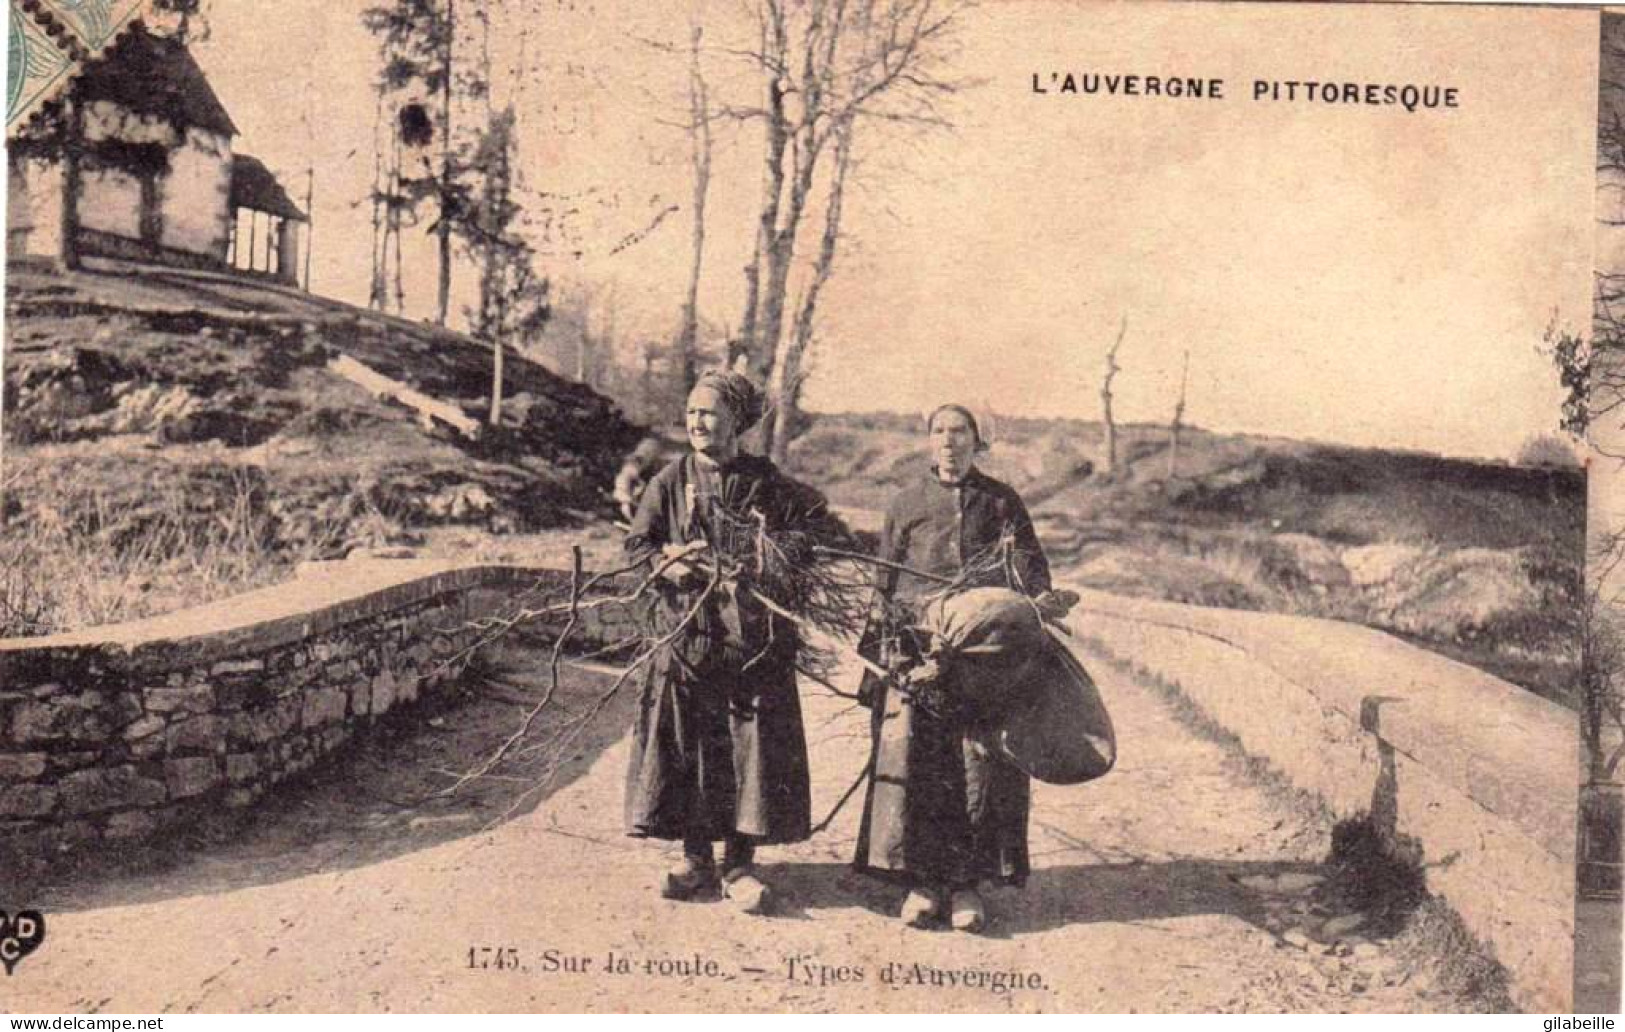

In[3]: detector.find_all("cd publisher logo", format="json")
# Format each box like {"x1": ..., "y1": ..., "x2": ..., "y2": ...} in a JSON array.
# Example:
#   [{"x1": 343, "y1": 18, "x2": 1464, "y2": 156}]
[{"x1": 1, "y1": 910, "x2": 46, "y2": 975}]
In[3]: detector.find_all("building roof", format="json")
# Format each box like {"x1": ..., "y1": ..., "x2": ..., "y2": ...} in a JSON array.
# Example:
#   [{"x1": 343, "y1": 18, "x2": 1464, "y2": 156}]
[
  {"x1": 76, "y1": 24, "x2": 238, "y2": 138},
  {"x1": 230, "y1": 154, "x2": 307, "y2": 221}
]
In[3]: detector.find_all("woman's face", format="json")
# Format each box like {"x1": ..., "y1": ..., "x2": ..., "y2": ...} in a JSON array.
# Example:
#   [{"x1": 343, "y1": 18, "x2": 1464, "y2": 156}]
[
  {"x1": 930, "y1": 408, "x2": 978, "y2": 482},
  {"x1": 686, "y1": 385, "x2": 739, "y2": 457}
]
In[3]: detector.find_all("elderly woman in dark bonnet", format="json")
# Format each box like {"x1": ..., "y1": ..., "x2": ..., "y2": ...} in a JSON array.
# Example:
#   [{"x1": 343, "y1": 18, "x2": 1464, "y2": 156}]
[
  {"x1": 853, "y1": 403, "x2": 1055, "y2": 933},
  {"x1": 623, "y1": 370, "x2": 845, "y2": 915}
]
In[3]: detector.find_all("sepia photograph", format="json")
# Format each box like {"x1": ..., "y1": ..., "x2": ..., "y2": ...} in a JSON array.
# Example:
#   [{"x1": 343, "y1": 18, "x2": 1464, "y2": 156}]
[{"x1": 0, "y1": 0, "x2": 1612, "y2": 1015}]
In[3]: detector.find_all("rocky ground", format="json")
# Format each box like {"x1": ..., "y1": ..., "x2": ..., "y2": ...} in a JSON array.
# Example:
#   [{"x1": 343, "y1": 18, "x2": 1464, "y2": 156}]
[{"x1": 8, "y1": 640, "x2": 1488, "y2": 1013}]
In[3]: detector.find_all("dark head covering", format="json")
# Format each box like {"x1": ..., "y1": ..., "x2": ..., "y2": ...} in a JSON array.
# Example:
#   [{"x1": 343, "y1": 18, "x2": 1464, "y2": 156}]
[
  {"x1": 926, "y1": 403, "x2": 988, "y2": 452},
  {"x1": 692, "y1": 369, "x2": 765, "y2": 432}
]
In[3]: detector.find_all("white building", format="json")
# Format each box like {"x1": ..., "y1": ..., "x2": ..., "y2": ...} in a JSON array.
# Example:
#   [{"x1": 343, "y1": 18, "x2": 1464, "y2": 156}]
[{"x1": 7, "y1": 24, "x2": 307, "y2": 285}]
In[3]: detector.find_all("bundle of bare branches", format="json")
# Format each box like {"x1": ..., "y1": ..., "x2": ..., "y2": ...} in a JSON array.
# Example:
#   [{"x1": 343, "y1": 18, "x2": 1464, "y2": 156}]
[{"x1": 414, "y1": 516, "x2": 1055, "y2": 830}]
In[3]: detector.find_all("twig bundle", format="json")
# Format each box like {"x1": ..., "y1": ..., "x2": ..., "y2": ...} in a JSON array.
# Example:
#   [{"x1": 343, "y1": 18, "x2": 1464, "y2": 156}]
[{"x1": 413, "y1": 510, "x2": 1034, "y2": 834}]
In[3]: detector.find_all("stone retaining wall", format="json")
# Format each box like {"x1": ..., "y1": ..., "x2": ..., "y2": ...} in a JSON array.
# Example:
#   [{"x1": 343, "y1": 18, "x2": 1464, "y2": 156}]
[
  {"x1": 0, "y1": 560, "x2": 640, "y2": 866},
  {"x1": 1065, "y1": 586, "x2": 1577, "y2": 1012}
]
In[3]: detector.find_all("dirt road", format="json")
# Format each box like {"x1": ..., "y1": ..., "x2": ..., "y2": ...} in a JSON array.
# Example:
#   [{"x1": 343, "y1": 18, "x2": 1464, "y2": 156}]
[{"x1": 6, "y1": 643, "x2": 1472, "y2": 1013}]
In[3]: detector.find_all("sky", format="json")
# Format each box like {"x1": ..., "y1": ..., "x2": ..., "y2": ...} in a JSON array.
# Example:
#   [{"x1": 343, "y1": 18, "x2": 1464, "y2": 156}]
[{"x1": 190, "y1": 0, "x2": 1601, "y2": 460}]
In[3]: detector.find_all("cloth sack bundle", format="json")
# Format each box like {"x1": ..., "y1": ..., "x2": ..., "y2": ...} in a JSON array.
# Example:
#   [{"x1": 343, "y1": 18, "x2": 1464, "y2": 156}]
[{"x1": 916, "y1": 586, "x2": 1117, "y2": 785}]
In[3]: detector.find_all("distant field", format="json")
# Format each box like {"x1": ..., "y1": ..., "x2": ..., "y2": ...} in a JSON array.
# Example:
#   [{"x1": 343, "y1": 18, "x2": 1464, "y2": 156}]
[{"x1": 787, "y1": 411, "x2": 1584, "y2": 706}]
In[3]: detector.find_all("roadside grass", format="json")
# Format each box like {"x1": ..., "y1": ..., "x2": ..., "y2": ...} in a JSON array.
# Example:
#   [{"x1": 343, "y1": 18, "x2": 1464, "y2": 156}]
[
  {"x1": 0, "y1": 467, "x2": 354, "y2": 638},
  {"x1": 1078, "y1": 638, "x2": 1517, "y2": 1013}
]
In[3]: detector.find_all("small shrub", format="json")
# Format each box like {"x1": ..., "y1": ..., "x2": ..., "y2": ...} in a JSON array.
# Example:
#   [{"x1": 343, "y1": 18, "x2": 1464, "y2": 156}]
[{"x1": 1514, "y1": 433, "x2": 1581, "y2": 468}]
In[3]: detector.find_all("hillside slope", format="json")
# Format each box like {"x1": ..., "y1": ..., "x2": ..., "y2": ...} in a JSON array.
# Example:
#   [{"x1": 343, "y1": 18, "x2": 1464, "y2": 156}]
[
  {"x1": 1, "y1": 261, "x2": 642, "y2": 633},
  {"x1": 787, "y1": 411, "x2": 1584, "y2": 704}
]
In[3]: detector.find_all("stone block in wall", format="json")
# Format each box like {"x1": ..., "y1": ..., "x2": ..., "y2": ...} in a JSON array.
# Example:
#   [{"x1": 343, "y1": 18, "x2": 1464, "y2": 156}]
[
  {"x1": 47, "y1": 751, "x2": 100, "y2": 775},
  {"x1": 226, "y1": 753, "x2": 258, "y2": 784},
  {"x1": 109, "y1": 693, "x2": 143, "y2": 728},
  {"x1": 122, "y1": 715, "x2": 166, "y2": 743},
  {"x1": 210, "y1": 658, "x2": 265, "y2": 677},
  {"x1": 166, "y1": 715, "x2": 227, "y2": 755},
  {"x1": 105, "y1": 810, "x2": 161, "y2": 840},
  {"x1": 165, "y1": 756, "x2": 222, "y2": 798},
  {"x1": 143, "y1": 686, "x2": 215, "y2": 715},
  {"x1": 226, "y1": 784, "x2": 265, "y2": 808},
  {"x1": 11, "y1": 695, "x2": 110, "y2": 744},
  {"x1": 215, "y1": 680, "x2": 259, "y2": 710},
  {"x1": 59, "y1": 766, "x2": 166, "y2": 814},
  {"x1": 369, "y1": 670, "x2": 397, "y2": 715},
  {"x1": 234, "y1": 697, "x2": 303, "y2": 746},
  {"x1": 320, "y1": 726, "x2": 347, "y2": 754},
  {"x1": 302, "y1": 688, "x2": 348, "y2": 729},
  {"x1": 131, "y1": 735, "x2": 165, "y2": 760},
  {"x1": 348, "y1": 681, "x2": 372, "y2": 718},
  {"x1": 0, "y1": 753, "x2": 47, "y2": 781},
  {"x1": 0, "y1": 784, "x2": 58, "y2": 818}
]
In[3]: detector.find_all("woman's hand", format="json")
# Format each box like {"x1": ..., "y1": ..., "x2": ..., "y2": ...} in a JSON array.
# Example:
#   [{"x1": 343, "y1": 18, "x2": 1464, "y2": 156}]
[
  {"x1": 658, "y1": 541, "x2": 711, "y2": 587},
  {"x1": 1034, "y1": 589, "x2": 1080, "y2": 622}
]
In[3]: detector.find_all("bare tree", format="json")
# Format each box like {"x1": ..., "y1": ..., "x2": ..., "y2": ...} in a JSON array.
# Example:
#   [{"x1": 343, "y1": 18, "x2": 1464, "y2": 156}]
[
  {"x1": 1583, "y1": 526, "x2": 1625, "y2": 785},
  {"x1": 725, "y1": 0, "x2": 970, "y2": 461},
  {"x1": 58, "y1": 92, "x2": 85, "y2": 272},
  {"x1": 1573, "y1": 17, "x2": 1625, "y2": 788},
  {"x1": 1167, "y1": 349, "x2": 1189, "y2": 479},
  {"x1": 764, "y1": 101, "x2": 858, "y2": 457},
  {"x1": 362, "y1": 0, "x2": 478, "y2": 325},
  {"x1": 465, "y1": 108, "x2": 550, "y2": 428},
  {"x1": 1100, "y1": 317, "x2": 1127, "y2": 475},
  {"x1": 437, "y1": 0, "x2": 458, "y2": 326},
  {"x1": 676, "y1": 17, "x2": 714, "y2": 405}
]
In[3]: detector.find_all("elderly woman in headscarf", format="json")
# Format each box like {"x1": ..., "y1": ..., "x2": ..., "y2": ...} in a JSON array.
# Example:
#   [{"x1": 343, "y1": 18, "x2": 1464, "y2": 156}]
[
  {"x1": 853, "y1": 403, "x2": 1056, "y2": 933},
  {"x1": 623, "y1": 370, "x2": 846, "y2": 915}
]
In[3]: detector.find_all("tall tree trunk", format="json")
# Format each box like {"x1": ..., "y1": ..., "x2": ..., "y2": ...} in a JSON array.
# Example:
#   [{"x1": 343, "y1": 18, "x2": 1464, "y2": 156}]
[
  {"x1": 1167, "y1": 349, "x2": 1188, "y2": 479},
  {"x1": 759, "y1": 125, "x2": 837, "y2": 457},
  {"x1": 490, "y1": 332, "x2": 505, "y2": 427},
  {"x1": 58, "y1": 92, "x2": 83, "y2": 271},
  {"x1": 369, "y1": 93, "x2": 388, "y2": 309},
  {"x1": 435, "y1": 0, "x2": 456, "y2": 326},
  {"x1": 767, "y1": 112, "x2": 856, "y2": 466},
  {"x1": 1101, "y1": 318, "x2": 1126, "y2": 474},
  {"x1": 757, "y1": 0, "x2": 846, "y2": 458},
  {"x1": 391, "y1": 132, "x2": 406, "y2": 314},
  {"x1": 678, "y1": 20, "x2": 712, "y2": 408},
  {"x1": 739, "y1": 0, "x2": 789, "y2": 367},
  {"x1": 303, "y1": 167, "x2": 315, "y2": 290}
]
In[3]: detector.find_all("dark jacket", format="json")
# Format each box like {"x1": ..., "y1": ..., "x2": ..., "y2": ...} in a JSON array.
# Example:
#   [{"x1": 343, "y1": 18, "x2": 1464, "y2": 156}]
[
  {"x1": 622, "y1": 452, "x2": 841, "y2": 845},
  {"x1": 854, "y1": 465, "x2": 1050, "y2": 887},
  {"x1": 873, "y1": 466, "x2": 1051, "y2": 603}
]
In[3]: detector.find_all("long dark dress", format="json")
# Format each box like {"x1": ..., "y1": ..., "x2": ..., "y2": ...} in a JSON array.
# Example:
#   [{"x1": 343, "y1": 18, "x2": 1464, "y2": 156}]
[
  {"x1": 853, "y1": 466, "x2": 1051, "y2": 888},
  {"x1": 623, "y1": 451, "x2": 841, "y2": 846}
]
